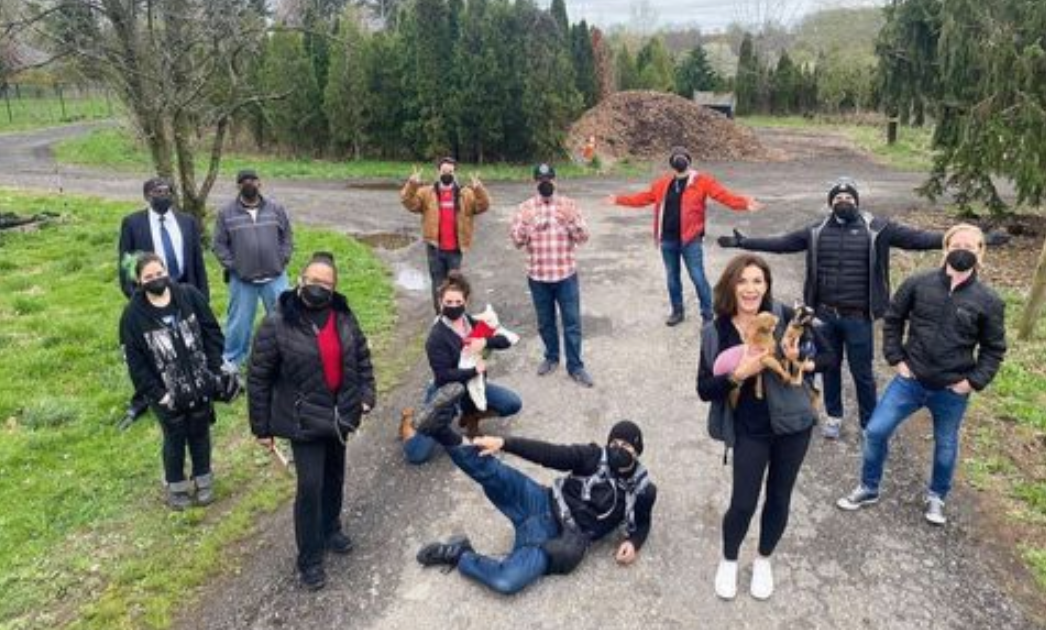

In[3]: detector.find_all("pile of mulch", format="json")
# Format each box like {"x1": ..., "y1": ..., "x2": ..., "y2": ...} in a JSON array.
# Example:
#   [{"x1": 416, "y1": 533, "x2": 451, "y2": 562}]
[{"x1": 566, "y1": 90, "x2": 772, "y2": 164}]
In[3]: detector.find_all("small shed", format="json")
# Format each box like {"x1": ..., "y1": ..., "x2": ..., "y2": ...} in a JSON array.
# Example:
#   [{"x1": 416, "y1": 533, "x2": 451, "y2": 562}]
[{"x1": 693, "y1": 91, "x2": 736, "y2": 119}]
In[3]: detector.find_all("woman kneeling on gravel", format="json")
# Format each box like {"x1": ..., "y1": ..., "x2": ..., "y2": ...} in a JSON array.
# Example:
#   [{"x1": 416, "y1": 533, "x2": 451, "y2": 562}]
[{"x1": 697, "y1": 253, "x2": 834, "y2": 600}]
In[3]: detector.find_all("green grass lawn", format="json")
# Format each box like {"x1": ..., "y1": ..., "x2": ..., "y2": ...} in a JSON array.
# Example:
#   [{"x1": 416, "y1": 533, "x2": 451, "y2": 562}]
[
  {"x1": 54, "y1": 127, "x2": 645, "y2": 182},
  {"x1": 0, "y1": 188, "x2": 396, "y2": 629},
  {"x1": 0, "y1": 94, "x2": 116, "y2": 134},
  {"x1": 740, "y1": 114, "x2": 935, "y2": 172}
]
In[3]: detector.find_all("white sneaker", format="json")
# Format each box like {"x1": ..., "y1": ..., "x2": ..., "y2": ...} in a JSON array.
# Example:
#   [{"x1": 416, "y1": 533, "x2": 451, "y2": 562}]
[
  {"x1": 750, "y1": 556, "x2": 774, "y2": 600},
  {"x1": 715, "y1": 559, "x2": 738, "y2": 600},
  {"x1": 925, "y1": 494, "x2": 947, "y2": 525}
]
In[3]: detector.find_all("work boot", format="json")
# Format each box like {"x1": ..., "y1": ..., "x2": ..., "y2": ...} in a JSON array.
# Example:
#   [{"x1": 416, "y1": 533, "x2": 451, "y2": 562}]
[
  {"x1": 458, "y1": 409, "x2": 497, "y2": 439},
  {"x1": 399, "y1": 407, "x2": 416, "y2": 441},
  {"x1": 665, "y1": 309, "x2": 685, "y2": 327},
  {"x1": 166, "y1": 480, "x2": 192, "y2": 511},
  {"x1": 413, "y1": 383, "x2": 465, "y2": 436},
  {"x1": 194, "y1": 473, "x2": 214, "y2": 506},
  {"x1": 300, "y1": 564, "x2": 326, "y2": 591},
  {"x1": 326, "y1": 531, "x2": 354, "y2": 554},
  {"x1": 416, "y1": 535, "x2": 474, "y2": 569}
]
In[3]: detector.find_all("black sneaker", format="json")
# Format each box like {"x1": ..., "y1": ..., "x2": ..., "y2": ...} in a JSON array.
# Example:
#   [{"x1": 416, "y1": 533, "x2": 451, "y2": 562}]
[
  {"x1": 416, "y1": 535, "x2": 474, "y2": 569},
  {"x1": 665, "y1": 311, "x2": 685, "y2": 327},
  {"x1": 413, "y1": 383, "x2": 465, "y2": 436},
  {"x1": 300, "y1": 564, "x2": 326, "y2": 591},
  {"x1": 327, "y1": 531, "x2": 354, "y2": 554}
]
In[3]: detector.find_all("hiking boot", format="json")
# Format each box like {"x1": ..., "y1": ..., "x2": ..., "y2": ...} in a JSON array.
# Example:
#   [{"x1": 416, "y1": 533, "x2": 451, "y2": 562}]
[
  {"x1": 665, "y1": 310, "x2": 685, "y2": 327},
  {"x1": 570, "y1": 368, "x2": 594, "y2": 388},
  {"x1": 416, "y1": 535, "x2": 474, "y2": 569},
  {"x1": 399, "y1": 407, "x2": 416, "y2": 441},
  {"x1": 924, "y1": 494, "x2": 947, "y2": 526},
  {"x1": 166, "y1": 481, "x2": 192, "y2": 511},
  {"x1": 836, "y1": 485, "x2": 880, "y2": 511},
  {"x1": 714, "y1": 559, "x2": 738, "y2": 600},
  {"x1": 413, "y1": 383, "x2": 465, "y2": 436},
  {"x1": 750, "y1": 556, "x2": 774, "y2": 600},
  {"x1": 193, "y1": 474, "x2": 214, "y2": 506},
  {"x1": 326, "y1": 531, "x2": 354, "y2": 554},
  {"x1": 458, "y1": 410, "x2": 495, "y2": 439},
  {"x1": 822, "y1": 417, "x2": 842, "y2": 439},
  {"x1": 536, "y1": 359, "x2": 559, "y2": 377},
  {"x1": 300, "y1": 564, "x2": 326, "y2": 591}
]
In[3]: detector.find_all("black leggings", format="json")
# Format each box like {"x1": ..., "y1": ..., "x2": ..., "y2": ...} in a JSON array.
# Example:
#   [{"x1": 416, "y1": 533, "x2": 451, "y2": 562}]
[{"x1": 722, "y1": 428, "x2": 812, "y2": 561}]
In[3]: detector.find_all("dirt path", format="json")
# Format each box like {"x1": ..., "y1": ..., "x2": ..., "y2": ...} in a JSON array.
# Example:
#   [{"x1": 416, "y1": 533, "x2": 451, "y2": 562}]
[{"x1": 2, "y1": 125, "x2": 1041, "y2": 629}]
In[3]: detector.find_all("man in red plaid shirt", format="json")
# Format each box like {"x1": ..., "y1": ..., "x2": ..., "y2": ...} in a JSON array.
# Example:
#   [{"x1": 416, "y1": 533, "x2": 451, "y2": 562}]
[{"x1": 511, "y1": 164, "x2": 593, "y2": 388}]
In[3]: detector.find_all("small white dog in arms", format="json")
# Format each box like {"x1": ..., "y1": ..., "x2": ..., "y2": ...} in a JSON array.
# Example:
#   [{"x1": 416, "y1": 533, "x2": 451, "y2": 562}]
[{"x1": 458, "y1": 304, "x2": 520, "y2": 411}]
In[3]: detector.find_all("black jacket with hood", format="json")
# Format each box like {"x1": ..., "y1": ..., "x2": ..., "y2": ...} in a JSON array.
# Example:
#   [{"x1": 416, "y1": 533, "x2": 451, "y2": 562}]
[{"x1": 119, "y1": 283, "x2": 224, "y2": 423}]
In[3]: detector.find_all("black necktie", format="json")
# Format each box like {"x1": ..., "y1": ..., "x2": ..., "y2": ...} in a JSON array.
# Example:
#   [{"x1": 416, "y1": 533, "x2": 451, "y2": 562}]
[{"x1": 158, "y1": 215, "x2": 181, "y2": 280}]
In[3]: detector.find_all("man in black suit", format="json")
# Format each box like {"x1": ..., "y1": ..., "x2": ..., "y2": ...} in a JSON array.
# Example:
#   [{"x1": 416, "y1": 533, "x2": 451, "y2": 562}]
[{"x1": 117, "y1": 177, "x2": 210, "y2": 427}]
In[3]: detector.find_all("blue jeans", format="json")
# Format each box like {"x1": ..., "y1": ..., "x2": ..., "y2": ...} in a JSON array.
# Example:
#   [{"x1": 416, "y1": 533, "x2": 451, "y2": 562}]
[
  {"x1": 448, "y1": 444, "x2": 559, "y2": 595},
  {"x1": 528, "y1": 274, "x2": 584, "y2": 374},
  {"x1": 660, "y1": 238, "x2": 713, "y2": 321},
  {"x1": 403, "y1": 382, "x2": 522, "y2": 465},
  {"x1": 861, "y1": 375, "x2": 970, "y2": 499},
  {"x1": 223, "y1": 272, "x2": 288, "y2": 367},
  {"x1": 819, "y1": 312, "x2": 877, "y2": 427}
]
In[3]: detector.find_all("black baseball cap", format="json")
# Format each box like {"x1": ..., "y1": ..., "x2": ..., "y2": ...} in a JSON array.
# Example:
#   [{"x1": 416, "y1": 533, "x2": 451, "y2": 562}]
[{"x1": 236, "y1": 169, "x2": 260, "y2": 184}]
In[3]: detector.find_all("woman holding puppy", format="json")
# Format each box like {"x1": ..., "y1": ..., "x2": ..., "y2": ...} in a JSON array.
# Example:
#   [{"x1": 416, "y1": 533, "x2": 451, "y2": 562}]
[
  {"x1": 400, "y1": 270, "x2": 522, "y2": 464},
  {"x1": 697, "y1": 254, "x2": 834, "y2": 601}
]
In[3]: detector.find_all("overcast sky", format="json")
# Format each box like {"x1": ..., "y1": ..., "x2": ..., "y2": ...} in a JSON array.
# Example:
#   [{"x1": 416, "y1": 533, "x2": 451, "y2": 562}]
[{"x1": 556, "y1": 0, "x2": 886, "y2": 32}]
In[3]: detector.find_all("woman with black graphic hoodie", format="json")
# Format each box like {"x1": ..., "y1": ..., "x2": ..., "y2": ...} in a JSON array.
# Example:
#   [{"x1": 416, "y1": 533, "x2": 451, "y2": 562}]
[{"x1": 119, "y1": 253, "x2": 228, "y2": 511}]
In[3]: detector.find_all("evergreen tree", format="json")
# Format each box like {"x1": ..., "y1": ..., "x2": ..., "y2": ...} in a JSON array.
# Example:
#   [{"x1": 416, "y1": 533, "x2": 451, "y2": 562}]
[
  {"x1": 770, "y1": 50, "x2": 799, "y2": 114},
  {"x1": 615, "y1": 44, "x2": 639, "y2": 91},
  {"x1": 550, "y1": 0, "x2": 569, "y2": 39},
  {"x1": 324, "y1": 6, "x2": 368, "y2": 157},
  {"x1": 735, "y1": 32, "x2": 760, "y2": 115},
  {"x1": 636, "y1": 36, "x2": 674, "y2": 92},
  {"x1": 674, "y1": 45, "x2": 718, "y2": 98},
  {"x1": 571, "y1": 21, "x2": 598, "y2": 108},
  {"x1": 262, "y1": 29, "x2": 326, "y2": 155},
  {"x1": 360, "y1": 31, "x2": 408, "y2": 158},
  {"x1": 399, "y1": 0, "x2": 453, "y2": 158},
  {"x1": 518, "y1": 4, "x2": 581, "y2": 158}
]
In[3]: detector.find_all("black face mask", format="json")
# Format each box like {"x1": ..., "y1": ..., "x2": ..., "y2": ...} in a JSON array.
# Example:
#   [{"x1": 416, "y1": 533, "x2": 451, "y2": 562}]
[
  {"x1": 240, "y1": 184, "x2": 259, "y2": 201},
  {"x1": 946, "y1": 249, "x2": 978, "y2": 272},
  {"x1": 441, "y1": 304, "x2": 466, "y2": 321},
  {"x1": 670, "y1": 156, "x2": 690, "y2": 173},
  {"x1": 832, "y1": 202, "x2": 859, "y2": 223},
  {"x1": 607, "y1": 445, "x2": 636, "y2": 476},
  {"x1": 537, "y1": 181, "x2": 555, "y2": 198},
  {"x1": 439, "y1": 173, "x2": 455, "y2": 186},
  {"x1": 142, "y1": 276, "x2": 170, "y2": 296},
  {"x1": 301, "y1": 284, "x2": 333, "y2": 309},
  {"x1": 150, "y1": 197, "x2": 173, "y2": 214}
]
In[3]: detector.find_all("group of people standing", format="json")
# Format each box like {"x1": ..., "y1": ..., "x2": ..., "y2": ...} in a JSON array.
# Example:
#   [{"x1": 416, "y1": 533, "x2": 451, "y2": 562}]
[{"x1": 116, "y1": 149, "x2": 1007, "y2": 599}]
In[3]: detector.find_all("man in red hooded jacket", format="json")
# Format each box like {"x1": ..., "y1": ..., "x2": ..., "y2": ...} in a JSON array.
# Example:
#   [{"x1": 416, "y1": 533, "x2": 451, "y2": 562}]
[{"x1": 607, "y1": 147, "x2": 763, "y2": 326}]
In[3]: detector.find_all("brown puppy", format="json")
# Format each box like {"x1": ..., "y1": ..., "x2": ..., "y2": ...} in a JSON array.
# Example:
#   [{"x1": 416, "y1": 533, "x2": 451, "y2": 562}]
[{"x1": 744, "y1": 312, "x2": 792, "y2": 401}]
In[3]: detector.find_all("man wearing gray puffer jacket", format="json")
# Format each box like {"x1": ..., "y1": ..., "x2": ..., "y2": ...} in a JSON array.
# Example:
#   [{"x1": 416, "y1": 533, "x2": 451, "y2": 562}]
[{"x1": 213, "y1": 169, "x2": 294, "y2": 370}]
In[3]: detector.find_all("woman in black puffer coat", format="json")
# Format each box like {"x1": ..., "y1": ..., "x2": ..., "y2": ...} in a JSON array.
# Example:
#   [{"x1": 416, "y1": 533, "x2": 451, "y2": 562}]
[{"x1": 248, "y1": 252, "x2": 376, "y2": 591}]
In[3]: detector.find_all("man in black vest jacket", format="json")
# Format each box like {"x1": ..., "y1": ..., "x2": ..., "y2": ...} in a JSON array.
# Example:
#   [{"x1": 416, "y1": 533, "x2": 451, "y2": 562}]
[
  {"x1": 117, "y1": 177, "x2": 210, "y2": 427},
  {"x1": 718, "y1": 179, "x2": 943, "y2": 437},
  {"x1": 412, "y1": 383, "x2": 657, "y2": 595}
]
